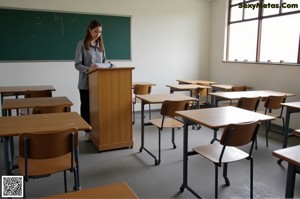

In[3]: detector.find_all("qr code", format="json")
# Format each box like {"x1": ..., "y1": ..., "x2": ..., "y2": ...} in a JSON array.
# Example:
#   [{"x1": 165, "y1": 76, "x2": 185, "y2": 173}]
[{"x1": 2, "y1": 176, "x2": 23, "y2": 198}]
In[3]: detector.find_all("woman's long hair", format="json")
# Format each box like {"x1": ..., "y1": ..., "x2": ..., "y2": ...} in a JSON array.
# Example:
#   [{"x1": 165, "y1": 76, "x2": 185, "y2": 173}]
[{"x1": 83, "y1": 20, "x2": 105, "y2": 52}]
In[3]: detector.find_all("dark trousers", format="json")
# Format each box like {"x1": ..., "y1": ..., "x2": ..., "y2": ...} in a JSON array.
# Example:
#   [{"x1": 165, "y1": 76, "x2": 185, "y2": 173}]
[{"x1": 79, "y1": 89, "x2": 90, "y2": 125}]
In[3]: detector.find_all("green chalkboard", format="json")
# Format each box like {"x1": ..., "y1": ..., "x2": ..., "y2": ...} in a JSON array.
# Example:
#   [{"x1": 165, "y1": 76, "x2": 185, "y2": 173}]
[{"x1": 0, "y1": 8, "x2": 131, "y2": 61}]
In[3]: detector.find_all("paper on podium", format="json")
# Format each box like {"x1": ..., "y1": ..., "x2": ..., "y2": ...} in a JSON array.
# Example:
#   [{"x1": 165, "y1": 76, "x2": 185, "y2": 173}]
[{"x1": 96, "y1": 63, "x2": 112, "y2": 68}]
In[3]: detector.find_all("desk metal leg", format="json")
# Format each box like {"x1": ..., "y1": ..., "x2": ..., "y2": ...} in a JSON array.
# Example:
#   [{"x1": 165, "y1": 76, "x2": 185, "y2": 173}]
[
  {"x1": 279, "y1": 107, "x2": 300, "y2": 164},
  {"x1": 210, "y1": 129, "x2": 220, "y2": 144},
  {"x1": 139, "y1": 103, "x2": 145, "y2": 152},
  {"x1": 4, "y1": 137, "x2": 14, "y2": 175},
  {"x1": 180, "y1": 122, "x2": 203, "y2": 199},
  {"x1": 283, "y1": 108, "x2": 291, "y2": 149},
  {"x1": 285, "y1": 163, "x2": 298, "y2": 198}
]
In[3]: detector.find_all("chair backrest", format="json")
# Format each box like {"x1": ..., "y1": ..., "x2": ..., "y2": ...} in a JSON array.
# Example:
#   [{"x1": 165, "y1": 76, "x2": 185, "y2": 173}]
[
  {"x1": 264, "y1": 95, "x2": 286, "y2": 111},
  {"x1": 19, "y1": 128, "x2": 78, "y2": 159},
  {"x1": 133, "y1": 84, "x2": 151, "y2": 95},
  {"x1": 220, "y1": 121, "x2": 260, "y2": 147},
  {"x1": 160, "y1": 100, "x2": 190, "y2": 117},
  {"x1": 32, "y1": 105, "x2": 70, "y2": 114},
  {"x1": 231, "y1": 85, "x2": 247, "y2": 91},
  {"x1": 237, "y1": 97, "x2": 260, "y2": 111},
  {"x1": 24, "y1": 90, "x2": 52, "y2": 98}
]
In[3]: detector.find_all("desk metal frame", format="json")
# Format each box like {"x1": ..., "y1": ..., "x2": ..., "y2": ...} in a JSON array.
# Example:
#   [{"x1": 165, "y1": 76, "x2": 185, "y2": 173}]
[
  {"x1": 137, "y1": 93, "x2": 198, "y2": 165},
  {"x1": 0, "y1": 85, "x2": 55, "y2": 116},
  {"x1": 273, "y1": 145, "x2": 300, "y2": 198},
  {"x1": 176, "y1": 106, "x2": 274, "y2": 198},
  {"x1": 166, "y1": 84, "x2": 211, "y2": 107},
  {"x1": 209, "y1": 90, "x2": 295, "y2": 107},
  {"x1": 281, "y1": 102, "x2": 300, "y2": 149},
  {"x1": 0, "y1": 112, "x2": 91, "y2": 175}
]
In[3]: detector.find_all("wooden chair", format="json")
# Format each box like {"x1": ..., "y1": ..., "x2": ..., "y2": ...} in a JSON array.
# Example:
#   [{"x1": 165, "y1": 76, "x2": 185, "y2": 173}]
[
  {"x1": 193, "y1": 121, "x2": 260, "y2": 199},
  {"x1": 132, "y1": 84, "x2": 152, "y2": 124},
  {"x1": 216, "y1": 85, "x2": 247, "y2": 106},
  {"x1": 231, "y1": 85, "x2": 247, "y2": 91},
  {"x1": 258, "y1": 95, "x2": 286, "y2": 147},
  {"x1": 20, "y1": 90, "x2": 53, "y2": 115},
  {"x1": 32, "y1": 105, "x2": 70, "y2": 114},
  {"x1": 18, "y1": 128, "x2": 80, "y2": 197},
  {"x1": 149, "y1": 100, "x2": 190, "y2": 165},
  {"x1": 236, "y1": 97, "x2": 260, "y2": 111}
]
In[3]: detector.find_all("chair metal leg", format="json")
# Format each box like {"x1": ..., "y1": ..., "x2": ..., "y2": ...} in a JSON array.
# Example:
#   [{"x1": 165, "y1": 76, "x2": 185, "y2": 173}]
[
  {"x1": 132, "y1": 102, "x2": 135, "y2": 124},
  {"x1": 73, "y1": 167, "x2": 80, "y2": 191},
  {"x1": 156, "y1": 129, "x2": 161, "y2": 165},
  {"x1": 23, "y1": 178, "x2": 26, "y2": 198},
  {"x1": 172, "y1": 128, "x2": 176, "y2": 149},
  {"x1": 266, "y1": 121, "x2": 270, "y2": 147},
  {"x1": 75, "y1": 151, "x2": 81, "y2": 190},
  {"x1": 250, "y1": 158, "x2": 253, "y2": 199},
  {"x1": 215, "y1": 164, "x2": 219, "y2": 198},
  {"x1": 64, "y1": 170, "x2": 67, "y2": 193},
  {"x1": 223, "y1": 163, "x2": 230, "y2": 186},
  {"x1": 148, "y1": 104, "x2": 151, "y2": 120}
]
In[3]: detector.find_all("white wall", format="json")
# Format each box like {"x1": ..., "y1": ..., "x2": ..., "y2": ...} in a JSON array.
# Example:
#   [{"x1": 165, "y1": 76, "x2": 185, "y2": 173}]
[
  {"x1": 210, "y1": 0, "x2": 300, "y2": 128},
  {"x1": 0, "y1": 0, "x2": 211, "y2": 113}
]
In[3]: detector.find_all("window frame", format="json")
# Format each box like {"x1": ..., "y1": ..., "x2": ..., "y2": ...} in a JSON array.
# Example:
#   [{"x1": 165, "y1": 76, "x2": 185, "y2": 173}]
[{"x1": 225, "y1": 0, "x2": 300, "y2": 64}]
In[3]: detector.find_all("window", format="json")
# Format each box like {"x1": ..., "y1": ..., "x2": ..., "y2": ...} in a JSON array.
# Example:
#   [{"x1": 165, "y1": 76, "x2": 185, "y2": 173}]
[{"x1": 225, "y1": 0, "x2": 300, "y2": 64}]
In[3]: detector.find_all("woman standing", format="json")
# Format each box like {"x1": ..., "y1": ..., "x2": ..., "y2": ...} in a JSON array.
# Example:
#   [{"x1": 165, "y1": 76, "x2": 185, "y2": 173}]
[{"x1": 75, "y1": 20, "x2": 106, "y2": 141}]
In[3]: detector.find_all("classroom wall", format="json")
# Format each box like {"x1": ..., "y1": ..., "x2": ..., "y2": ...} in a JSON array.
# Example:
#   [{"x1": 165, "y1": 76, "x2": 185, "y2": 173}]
[
  {"x1": 210, "y1": 0, "x2": 300, "y2": 129},
  {"x1": 0, "y1": 0, "x2": 211, "y2": 113}
]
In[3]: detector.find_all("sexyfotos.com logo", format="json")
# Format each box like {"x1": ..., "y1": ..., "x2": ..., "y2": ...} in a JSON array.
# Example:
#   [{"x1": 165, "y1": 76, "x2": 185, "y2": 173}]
[{"x1": 239, "y1": 2, "x2": 299, "y2": 10}]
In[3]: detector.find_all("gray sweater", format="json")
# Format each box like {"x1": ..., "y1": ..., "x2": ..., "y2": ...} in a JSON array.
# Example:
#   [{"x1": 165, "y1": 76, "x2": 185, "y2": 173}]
[{"x1": 74, "y1": 40, "x2": 106, "y2": 90}]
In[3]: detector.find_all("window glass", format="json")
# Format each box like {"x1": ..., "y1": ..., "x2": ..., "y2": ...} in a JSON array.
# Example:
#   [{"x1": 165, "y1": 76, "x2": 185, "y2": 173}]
[
  {"x1": 244, "y1": 2, "x2": 259, "y2": 19},
  {"x1": 231, "y1": 0, "x2": 244, "y2": 5},
  {"x1": 228, "y1": 21, "x2": 258, "y2": 61},
  {"x1": 231, "y1": 5, "x2": 243, "y2": 22},
  {"x1": 263, "y1": 0, "x2": 280, "y2": 16},
  {"x1": 260, "y1": 14, "x2": 300, "y2": 63}
]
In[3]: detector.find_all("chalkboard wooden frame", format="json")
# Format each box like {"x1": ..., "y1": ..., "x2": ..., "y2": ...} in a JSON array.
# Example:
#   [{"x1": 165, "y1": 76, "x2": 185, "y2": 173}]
[{"x1": 0, "y1": 8, "x2": 131, "y2": 61}]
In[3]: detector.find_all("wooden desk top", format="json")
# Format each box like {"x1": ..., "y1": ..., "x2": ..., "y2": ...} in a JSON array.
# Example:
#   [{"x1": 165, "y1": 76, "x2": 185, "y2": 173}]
[
  {"x1": 273, "y1": 145, "x2": 300, "y2": 167},
  {"x1": 41, "y1": 182, "x2": 138, "y2": 199},
  {"x1": 0, "y1": 85, "x2": 55, "y2": 94},
  {"x1": 281, "y1": 101, "x2": 300, "y2": 109},
  {"x1": 137, "y1": 93, "x2": 198, "y2": 104},
  {"x1": 176, "y1": 106, "x2": 274, "y2": 129},
  {"x1": 166, "y1": 84, "x2": 211, "y2": 90},
  {"x1": 132, "y1": 82, "x2": 156, "y2": 86},
  {"x1": 209, "y1": 90, "x2": 295, "y2": 100},
  {"x1": 177, "y1": 79, "x2": 216, "y2": 85},
  {"x1": 211, "y1": 84, "x2": 252, "y2": 91},
  {"x1": 0, "y1": 112, "x2": 91, "y2": 137},
  {"x1": 2, "y1": 96, "x2": 73, "y2": 110}
]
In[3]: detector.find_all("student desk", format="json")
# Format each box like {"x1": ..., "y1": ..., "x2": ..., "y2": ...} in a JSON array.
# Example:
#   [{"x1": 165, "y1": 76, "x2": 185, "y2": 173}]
[
  {"x1": 176, "y1": 79, "x2": 216, "y2": 86},
  {"x1": 136, "y1": 93, "x2": 198, "y2": 164},
  {"x1": 166, "y1": 84, "x2": 211, "y2": 106},
  {"x1": 209, "y1": 90, "x2": 295, "y2": 107},
  {"x1": 132, "y1": 82, "x2": 156, "y2": 86},
  {"x1": 176, "y1": 106, "x2": 274, "y2": 198},
  {"x1": 42, "y1": 182, "x2": 138, "y2": 199},
  {"x1": 281, "y1": 102, "x2": 300, "y2": 148},
  {"x1": 211, "y1": 84, "x2": 252, "y2": 92},
  {"x1": 2, "y1": 96, "x2": 73, "y2": 116},
  {"x1": 0, "y1": 112, "x2": 91, "y2": 175},
  {"x1": 273, "y1": 145, "x2": 300, "y2": 198},
  {"x1": 0, "y1": 85, "x2": 55, "y2": 116}
]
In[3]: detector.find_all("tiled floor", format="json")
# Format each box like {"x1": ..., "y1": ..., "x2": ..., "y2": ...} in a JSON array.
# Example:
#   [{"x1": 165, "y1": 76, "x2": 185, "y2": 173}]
[{"x1": 0, "y1": 111, "x2": 299, "y2": 198}]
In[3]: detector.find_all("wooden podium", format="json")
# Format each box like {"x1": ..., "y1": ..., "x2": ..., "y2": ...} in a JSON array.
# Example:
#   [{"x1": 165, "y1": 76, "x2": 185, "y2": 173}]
[{"x1": 88, "y1": 67, "x2": 134, "y2": 152}]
